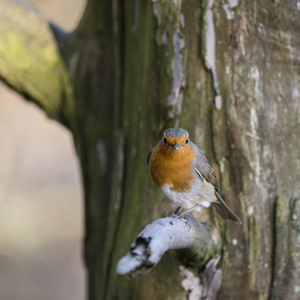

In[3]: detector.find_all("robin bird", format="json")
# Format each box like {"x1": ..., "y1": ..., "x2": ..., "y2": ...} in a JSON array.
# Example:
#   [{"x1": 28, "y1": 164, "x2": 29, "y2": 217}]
[{"x1": 148, "y1": 128, "x2": 241, "y2": 224}]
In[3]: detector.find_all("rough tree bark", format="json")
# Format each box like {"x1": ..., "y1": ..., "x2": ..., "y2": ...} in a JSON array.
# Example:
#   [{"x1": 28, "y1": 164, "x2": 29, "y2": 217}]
[{"x1": 0, "y1": 0, "x2": 299, "y2": 299}]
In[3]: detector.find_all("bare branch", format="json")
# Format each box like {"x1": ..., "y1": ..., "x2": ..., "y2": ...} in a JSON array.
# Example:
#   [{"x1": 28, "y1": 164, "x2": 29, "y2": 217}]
[
  {"x1": 116, "y1": 215, "x2": 216, "y2": 278},
  {"x1": 0, "y1": 0, "x2": 74, "y2": 126}
]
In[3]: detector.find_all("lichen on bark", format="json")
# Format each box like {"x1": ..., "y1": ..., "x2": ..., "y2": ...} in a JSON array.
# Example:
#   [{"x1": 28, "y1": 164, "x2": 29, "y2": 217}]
[{"x1": 1, "y1": 0, "x2": 299, "y2": 299}]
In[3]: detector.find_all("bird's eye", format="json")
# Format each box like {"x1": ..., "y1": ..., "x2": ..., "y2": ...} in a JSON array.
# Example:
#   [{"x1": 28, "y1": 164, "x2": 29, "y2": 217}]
[
  {"x1": 185, "y1": 139, "x2": 189, "y2": 144},
  {"x1": 164, "y1": 138, "x2": 167, "y2": 144}
]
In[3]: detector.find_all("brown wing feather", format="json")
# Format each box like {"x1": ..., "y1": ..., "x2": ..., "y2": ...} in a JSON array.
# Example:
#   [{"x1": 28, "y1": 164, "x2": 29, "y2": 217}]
[
  {"x1": 195, "y1": 148, "x2": 241, "y2": 224},
  {"x1": 195, "y1": 149, "x2": 219, "y2": 188},
  {"x1": 213, "y1": 192, "x2": 242, "y2": 224}
]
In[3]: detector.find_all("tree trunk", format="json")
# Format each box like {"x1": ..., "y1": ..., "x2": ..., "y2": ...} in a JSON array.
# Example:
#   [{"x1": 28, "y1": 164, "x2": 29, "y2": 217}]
[{"x1": 1, "y1": 0, "x2": 299, "y2": 299}]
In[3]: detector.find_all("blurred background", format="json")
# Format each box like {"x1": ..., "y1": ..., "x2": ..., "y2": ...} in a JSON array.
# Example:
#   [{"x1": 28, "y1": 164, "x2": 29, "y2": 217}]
[{"x1": 0, "y1": 1, "x2": 86, "y2": 299}]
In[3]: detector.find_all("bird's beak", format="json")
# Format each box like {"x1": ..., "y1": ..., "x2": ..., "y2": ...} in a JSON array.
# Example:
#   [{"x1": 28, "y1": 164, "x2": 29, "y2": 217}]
[{"x1": 172, "y1": 143, "x2": 180, "y2": 150}]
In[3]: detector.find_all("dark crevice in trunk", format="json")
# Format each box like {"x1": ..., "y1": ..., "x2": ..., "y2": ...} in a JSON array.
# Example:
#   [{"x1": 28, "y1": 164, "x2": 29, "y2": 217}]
[
  {"x1": 103, "y1": 137, "x2": 127, "y2": 300},
  {"x1": 103, "y1": 1, "x2": 126, "y2": 298},
  {"x1": 268, "y1": 196, "x2": 278, "y2": 300}
]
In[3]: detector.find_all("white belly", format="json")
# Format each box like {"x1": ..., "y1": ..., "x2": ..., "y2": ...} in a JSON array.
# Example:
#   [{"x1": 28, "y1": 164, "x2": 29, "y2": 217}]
[{"x1": 159, "y1": 176, "x2": 216, "y2": 210}]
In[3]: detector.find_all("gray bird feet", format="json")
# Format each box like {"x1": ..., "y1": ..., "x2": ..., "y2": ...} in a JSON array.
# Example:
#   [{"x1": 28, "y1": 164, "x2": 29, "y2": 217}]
[
  {"x1": 167, "y1": 207, "x2": 192, "y2": 230},
  {"x1": 168, "y1": 206, "x2": 181, "y2": 218}
]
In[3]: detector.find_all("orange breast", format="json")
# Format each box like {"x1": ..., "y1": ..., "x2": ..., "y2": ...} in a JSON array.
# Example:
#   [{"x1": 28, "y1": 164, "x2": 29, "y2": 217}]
[{"x1": 149, "y1": 146, "x2": 196, "y2": 192}]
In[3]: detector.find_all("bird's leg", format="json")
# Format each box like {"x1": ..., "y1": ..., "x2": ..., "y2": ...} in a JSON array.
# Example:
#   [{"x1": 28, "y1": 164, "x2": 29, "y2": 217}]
[
  {"x1": 176, "y1": 204, "x2": 202, "y2": 218},
  {"x1": 169, "y1": 205, "x2": 202, "y2": 230},
  {"x1": 169, "y1": 212, "x2": 192, "y2": 230},
  {"x1": 168, "y1": 206, "x2": 181, "y2": 218},
  {"x1": 168, "y1": 207, "x2": 191, "y2": 229},
  {"x1": 168, "y1": 205, "x2": 202, "y2": 229}
]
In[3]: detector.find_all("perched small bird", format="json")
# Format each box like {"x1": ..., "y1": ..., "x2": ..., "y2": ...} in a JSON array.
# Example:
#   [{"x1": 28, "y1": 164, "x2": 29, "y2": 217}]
[{"x1": 148, "y1": 128, "x2": 241, "y2": 224}]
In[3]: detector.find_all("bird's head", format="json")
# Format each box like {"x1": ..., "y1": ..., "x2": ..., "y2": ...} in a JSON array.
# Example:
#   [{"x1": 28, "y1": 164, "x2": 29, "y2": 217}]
[{"x1": 159, "y1": 128, "x2": 191, "y2": 155}]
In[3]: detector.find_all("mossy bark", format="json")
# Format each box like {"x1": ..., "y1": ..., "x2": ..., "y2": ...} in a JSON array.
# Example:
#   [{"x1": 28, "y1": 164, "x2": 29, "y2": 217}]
[
  {"x1": 0, "y1": 0, "x2": 75, "y2": 125},
  {"x1": 1, "y1": 0, "x2": 299, "y2": 299}
]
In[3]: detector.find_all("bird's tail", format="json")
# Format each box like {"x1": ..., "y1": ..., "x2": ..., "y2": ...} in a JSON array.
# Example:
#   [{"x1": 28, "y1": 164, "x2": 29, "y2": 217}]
[{"x1": 212, "y1": 191, "x2": 242, "y2": 224}]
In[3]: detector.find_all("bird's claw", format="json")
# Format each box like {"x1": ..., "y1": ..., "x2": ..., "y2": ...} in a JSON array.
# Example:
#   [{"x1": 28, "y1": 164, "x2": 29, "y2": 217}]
[
  {"x1": 166, "y1": 206, "x2": 192, "y2": 229},
  {"x1": 171, "y1": 213, "x2": 192, "y2": 230}
]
